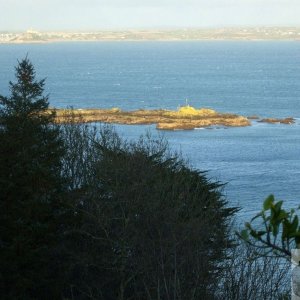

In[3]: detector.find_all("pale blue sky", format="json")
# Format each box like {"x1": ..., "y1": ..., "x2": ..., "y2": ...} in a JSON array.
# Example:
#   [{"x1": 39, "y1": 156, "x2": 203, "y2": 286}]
[{"x1": 1, "y1": 0, "x2": 299, "y2": 31}]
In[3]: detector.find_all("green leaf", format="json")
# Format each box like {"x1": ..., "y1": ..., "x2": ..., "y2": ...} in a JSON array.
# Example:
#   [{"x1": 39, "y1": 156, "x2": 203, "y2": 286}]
[
  {"x1": 256, "y1": 231, "x2": 266, "y2": 237},
  {"x1": 289, "y1": 231, "x2": 300, "y2": 238},
  {"x1": 250, "y1": 230, "x2": 260, "y2": 239},
  {"x1": 291, "y1": 216, "x2": 299, "y2": 232},
  {"x1": 274, "y1": 200, "x2": 283, "y2": 213},
  {"x1": 272, "y1": 224, "x2": 279, "y2": 236},
  {"x1": 278, "y1": 210, "x2": 288, "y2": 220},
  {"x1": 282, "y1": 220, "x2": 290, "y2": 239},
  {"x1": 240, "y1": 229, "x2": 249, "y2": 240},
  {"x1": 263, "y1": 194, "x2": 274, "y2": 210},
  {"x1": 245, "y1": 222, "x2": 251, "y2": 229}
]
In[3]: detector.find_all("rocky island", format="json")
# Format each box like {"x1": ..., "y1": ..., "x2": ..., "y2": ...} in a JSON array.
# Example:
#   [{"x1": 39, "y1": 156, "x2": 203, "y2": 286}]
[{"x1": 53, "y1": 106, "x2": 251, "y2": 130}]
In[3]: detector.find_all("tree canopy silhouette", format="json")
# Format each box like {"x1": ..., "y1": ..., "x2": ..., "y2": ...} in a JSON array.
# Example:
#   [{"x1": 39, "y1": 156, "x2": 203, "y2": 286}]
[
  {"x1": 0, "y1": 58, "x2": 238, "y2": 300},
  {"x1": 0, "y1": 57, "x2": 66, "y2": 298}
]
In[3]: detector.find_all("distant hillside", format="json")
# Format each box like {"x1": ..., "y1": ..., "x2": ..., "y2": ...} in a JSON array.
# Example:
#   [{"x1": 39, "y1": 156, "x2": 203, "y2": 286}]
[
  {"x1": 1, "y1": 28, "x2": 300, "y2": 43},
  {"x1": 10, "y1": 30, "x2": 47, "y2": 43}
]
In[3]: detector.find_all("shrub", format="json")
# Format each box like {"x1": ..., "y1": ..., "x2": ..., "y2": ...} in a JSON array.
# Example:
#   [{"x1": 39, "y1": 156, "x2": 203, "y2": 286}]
[{"x1": 60, "y1": 120, "x2": 237, "y2": 300}]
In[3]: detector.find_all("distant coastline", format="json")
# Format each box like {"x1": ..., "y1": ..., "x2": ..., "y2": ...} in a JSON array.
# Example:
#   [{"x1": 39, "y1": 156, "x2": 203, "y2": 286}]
[{"x1": 1, "y1": 27, "x2": 300, "y2": 44}]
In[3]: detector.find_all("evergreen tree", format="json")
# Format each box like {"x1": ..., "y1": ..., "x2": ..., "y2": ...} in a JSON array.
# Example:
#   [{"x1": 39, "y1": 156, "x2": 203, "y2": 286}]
[{"x1": 0, "y1": 58, "x2": 66, "y2": 299}]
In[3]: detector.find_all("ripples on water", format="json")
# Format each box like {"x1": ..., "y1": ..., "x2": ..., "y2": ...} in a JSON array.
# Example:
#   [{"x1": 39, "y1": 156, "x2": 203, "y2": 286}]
[{"x1": 1, "y1": 41, "x2": 300, "y2": 221}]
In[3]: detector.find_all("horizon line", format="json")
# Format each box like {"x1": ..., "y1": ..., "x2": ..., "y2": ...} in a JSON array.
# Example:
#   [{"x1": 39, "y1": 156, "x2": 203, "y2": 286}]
[{"x1": 2, "y1": 25, "x2": 300, "y2": 32}]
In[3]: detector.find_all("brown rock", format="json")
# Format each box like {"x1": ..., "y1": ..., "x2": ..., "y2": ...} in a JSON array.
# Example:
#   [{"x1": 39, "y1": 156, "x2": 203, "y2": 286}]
[
  {"x1": 247, "y1": 115, "x2": 260, "y2": 120},
  {"x1": 52, "y1": 106, "x2": 251, "y2": 130},
  {"x1": 258, "y1": 117, "x2": 295, "y2": 124}
]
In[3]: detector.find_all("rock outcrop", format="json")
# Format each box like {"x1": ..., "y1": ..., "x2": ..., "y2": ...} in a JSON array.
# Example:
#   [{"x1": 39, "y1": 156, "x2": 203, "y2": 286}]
[
  {"x1": 258, "y1": 117, "x2": 295, "y2": 124},
  {"x1": 53, "y1": 106, "x2": 251, "y2": 130}
]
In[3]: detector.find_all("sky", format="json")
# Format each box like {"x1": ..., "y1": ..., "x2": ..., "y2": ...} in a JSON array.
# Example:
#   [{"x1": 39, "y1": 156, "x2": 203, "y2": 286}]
[{"x1": 1, "y1": 0, "x2": 300, "y2": 31}]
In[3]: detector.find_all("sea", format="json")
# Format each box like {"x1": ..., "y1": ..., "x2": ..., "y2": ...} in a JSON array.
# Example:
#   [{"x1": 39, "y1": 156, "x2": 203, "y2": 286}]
[{"x1": 1, "y1": 41, "x2": 300, "y2": 223}]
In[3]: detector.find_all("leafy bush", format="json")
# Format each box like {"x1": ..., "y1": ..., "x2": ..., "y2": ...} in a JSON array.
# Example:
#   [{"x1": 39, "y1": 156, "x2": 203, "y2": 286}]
[
  {"x1": 239, "y1": 195, "x2": 300, "y2": 258},
  {"x1": 60, "y1": 119, "x2": 237, "y2": 299}
]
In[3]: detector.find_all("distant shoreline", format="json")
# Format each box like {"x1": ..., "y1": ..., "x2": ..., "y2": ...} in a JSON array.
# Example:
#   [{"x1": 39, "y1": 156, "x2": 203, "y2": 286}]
[
  {"x1": 1, "y1": 39, "x2": 300, "y2": 45},
  {"x1": 1, "y1": 28, "x2": 300, "y2": 44}
]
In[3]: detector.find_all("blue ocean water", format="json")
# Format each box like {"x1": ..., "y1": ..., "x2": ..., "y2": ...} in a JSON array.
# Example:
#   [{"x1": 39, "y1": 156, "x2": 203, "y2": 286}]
[{"x1": 1, "y1": 41, "x2": 300, "y2": 221}]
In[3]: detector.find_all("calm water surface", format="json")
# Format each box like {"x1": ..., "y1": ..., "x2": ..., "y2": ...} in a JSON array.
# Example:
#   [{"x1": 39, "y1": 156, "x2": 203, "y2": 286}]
[{"x1": 1, "y1": 41, "x2": 300, "y2": 221}]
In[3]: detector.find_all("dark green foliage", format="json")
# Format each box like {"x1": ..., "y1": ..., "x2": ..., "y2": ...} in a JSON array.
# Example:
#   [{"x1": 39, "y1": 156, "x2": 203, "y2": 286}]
[
  {"x1": 61, "y1": 124, "x2": 237, "y2": 300},
  {"x1": 0, "y1": 59, "x2": 237, "y2": 299},
  {"x1": 0, "y1": 58, "x2": 66, "y2": 299}
]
